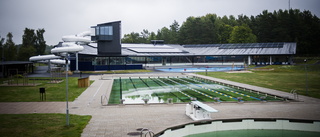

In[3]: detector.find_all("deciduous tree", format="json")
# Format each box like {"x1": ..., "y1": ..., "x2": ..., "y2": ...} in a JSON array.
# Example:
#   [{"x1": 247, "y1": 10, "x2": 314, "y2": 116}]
[{"x1": 228, "y1": 24, "x2": 257, "y2": 43}]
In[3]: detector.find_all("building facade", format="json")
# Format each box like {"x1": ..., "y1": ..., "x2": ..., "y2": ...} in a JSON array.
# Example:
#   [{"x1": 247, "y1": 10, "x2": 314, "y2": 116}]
[{"x1": 70, "y1": 21, "x2": 297, "y2": 71}]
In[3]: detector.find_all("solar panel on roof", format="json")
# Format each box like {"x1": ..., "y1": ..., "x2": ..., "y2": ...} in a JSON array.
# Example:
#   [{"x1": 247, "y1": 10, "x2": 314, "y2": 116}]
[
  {"x1": 183, "y1": 43, "x2": 285, "y2": 49},
  {"x1": 128, "y1": 48, "x2": 183, "y2": 53},
  {"x1": 126, "y1": 46, "x2": 189, "y2": 53},
  {"x1": 218, "y1": 43, "x2": 285, "y2": 49}
]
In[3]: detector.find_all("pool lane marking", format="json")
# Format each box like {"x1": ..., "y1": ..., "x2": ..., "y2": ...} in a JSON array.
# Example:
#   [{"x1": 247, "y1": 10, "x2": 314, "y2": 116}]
[
  {"x1": 167, "y1": 78, "x2": 220, "y2": 102},
  {"x1": 129, "y1": 77, "x2": 138, "y2": 91},
  {"x1": 188, "y1": 78, "x2": 260, "y2": 101},
  {"x1": 176, "y1": 78, "x2": 240, "y2": 101},
  {"x1": 150, "y1": 78, "x2": 185, "y2": 102},
  {"x1": 186, "y1": 78, "x2": 261, "y2": 101},
  {"x1": 156, "y1": 78, "x2": 192, "y2": 99}
]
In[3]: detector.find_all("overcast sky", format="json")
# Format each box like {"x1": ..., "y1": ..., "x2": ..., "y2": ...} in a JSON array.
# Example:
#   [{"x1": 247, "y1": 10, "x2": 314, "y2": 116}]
[{"x1": 0, "y1": 0, "x2": 319, "y2": 45}]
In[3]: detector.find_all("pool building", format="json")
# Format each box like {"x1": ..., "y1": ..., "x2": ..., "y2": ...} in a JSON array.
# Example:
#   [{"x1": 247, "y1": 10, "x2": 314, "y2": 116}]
[{"x1": 66, "y1": 21, "x2": 297, "y2": 71}]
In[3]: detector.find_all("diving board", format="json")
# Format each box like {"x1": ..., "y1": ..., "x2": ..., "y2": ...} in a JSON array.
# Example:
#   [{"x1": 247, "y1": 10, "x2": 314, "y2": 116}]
[{"x1": 186, "y1": 101, "x2": 218, "y2": 121}]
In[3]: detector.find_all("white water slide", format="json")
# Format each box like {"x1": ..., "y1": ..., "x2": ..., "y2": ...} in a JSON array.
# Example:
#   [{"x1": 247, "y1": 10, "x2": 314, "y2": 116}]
[{"x1": 29, "y1": 31, "x2": 91, "y2": 71}]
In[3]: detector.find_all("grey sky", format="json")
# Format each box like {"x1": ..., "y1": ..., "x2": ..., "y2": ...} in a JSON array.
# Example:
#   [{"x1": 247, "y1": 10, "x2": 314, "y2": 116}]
[{"x1": 0, "y1": 0, "x2": 319, "y2": 45}]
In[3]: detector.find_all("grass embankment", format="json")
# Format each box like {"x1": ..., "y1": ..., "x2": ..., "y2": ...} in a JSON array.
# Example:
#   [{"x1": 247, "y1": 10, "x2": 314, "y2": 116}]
[
  {"x1": 197, "y1": 65, "x2": 320, "y2": 99},
  {"x1": 0, "y1": 114, "x2": 91, "y2": 137},
  {"x1": 0, "y1": 77, "x2": 90, "y2": 102}
]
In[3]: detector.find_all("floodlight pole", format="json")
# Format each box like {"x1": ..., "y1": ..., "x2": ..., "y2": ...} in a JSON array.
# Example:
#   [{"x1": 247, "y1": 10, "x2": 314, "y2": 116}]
[
  {"x1": 65, "y1": 54, "x2": 70, "y2": 126},
  {"x1": 304, "y1": 59, "x2": 309, "y2": 96}
]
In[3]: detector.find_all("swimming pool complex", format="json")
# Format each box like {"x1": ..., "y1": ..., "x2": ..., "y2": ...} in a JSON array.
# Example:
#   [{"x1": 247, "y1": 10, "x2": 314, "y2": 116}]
[{"x1": 109, "y1": 76, "x2": 283, "y2": 104}]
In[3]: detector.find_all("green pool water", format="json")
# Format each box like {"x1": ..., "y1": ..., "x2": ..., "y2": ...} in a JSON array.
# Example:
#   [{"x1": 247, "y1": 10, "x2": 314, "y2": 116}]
[
  {"x1": 184, "y1": 129, "x2": 320, "y2": 137},
  {"x1": 109, "y1": 77, "x2": 283, "y2": 104}
]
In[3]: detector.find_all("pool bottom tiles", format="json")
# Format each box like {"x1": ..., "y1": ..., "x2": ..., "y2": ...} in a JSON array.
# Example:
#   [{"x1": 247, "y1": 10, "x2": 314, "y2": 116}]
[{"x1": 108, "y1": 77, "x2": 282, "y2": 104}]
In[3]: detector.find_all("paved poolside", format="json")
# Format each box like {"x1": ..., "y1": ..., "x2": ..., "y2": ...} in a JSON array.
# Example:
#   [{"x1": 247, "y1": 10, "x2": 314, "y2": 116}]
[{"x1": 1, "y1": 73, "x2": 320, "y2": 137}]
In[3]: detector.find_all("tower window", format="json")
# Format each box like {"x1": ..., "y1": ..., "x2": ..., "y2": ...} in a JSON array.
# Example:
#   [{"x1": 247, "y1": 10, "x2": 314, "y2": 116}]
[{"x1": 98, "y1": 26, "x2": 113, "y2": 35}]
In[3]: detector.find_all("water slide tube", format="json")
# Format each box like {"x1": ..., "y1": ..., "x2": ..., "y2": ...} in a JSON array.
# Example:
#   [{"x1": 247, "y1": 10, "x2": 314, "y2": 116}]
[
  {"x1": 36, "y1": 59, "x2": 70, "y2": 65},
  {"x1": 29, "y1": 31, "x2": 90, "y2": 65},
  {"x1": 29, "y1": 54, "x2": 61, "y2": 61},
  {"x1": 62, "y1": 31, "x2": 91, "y2": 44},
  {"x1": 50, "y1": 59, "x2": 70, "y2": 65},
  {"x1": 51, "y1": 31, "x2": 90, "y2": 57},
  {"x1": 29, "y1": 54, "x2": 67, "y2": 65},
  {"x1": 51, "y1": 44, "x2": 84, "y2": 55}
]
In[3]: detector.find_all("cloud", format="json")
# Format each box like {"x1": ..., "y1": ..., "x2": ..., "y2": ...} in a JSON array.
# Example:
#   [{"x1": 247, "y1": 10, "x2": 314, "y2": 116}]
[{"x1": 0, "y1": 0, "x2": 319, "y2": 45}]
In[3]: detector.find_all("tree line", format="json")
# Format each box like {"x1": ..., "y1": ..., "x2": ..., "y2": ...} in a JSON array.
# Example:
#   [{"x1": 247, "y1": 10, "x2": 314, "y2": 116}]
[
  {"x1": 121, "y1": 9, "x2": 320, "y2": 55},
  {"x1": 0, "y1": 28, "x2": 48, "y2": 61}
]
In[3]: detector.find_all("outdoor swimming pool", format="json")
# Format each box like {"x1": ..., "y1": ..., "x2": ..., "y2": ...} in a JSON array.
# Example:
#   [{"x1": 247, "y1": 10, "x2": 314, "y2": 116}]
[
  {"x1": 108, "y1": 76, "x2": 283, "y2": 104},
  {"x1": 155, "y1": 118, "x2": 320, "y2": 137},
  {"x1": 156, "y1": 66, "x2": 243, "y2": 72},
  {"x1": 185, "y1": 129, "x2": 320, "y2": 137}
]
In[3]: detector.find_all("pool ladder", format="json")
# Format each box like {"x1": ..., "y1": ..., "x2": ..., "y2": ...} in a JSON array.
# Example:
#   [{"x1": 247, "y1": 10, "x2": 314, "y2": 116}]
[
  {"x1": 140, "y1": 128, "x2": 154, "y2": 137},
  {"x1": 290, "y1": 89, "x2": 299, "y2": 100}
]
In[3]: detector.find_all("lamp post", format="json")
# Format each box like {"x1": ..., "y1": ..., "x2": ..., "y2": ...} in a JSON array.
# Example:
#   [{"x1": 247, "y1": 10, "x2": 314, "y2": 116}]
[
  {"x1": 304, "y1": 59, "x2": 308, "y2": 96},
  {"x1": 65, "y1": 54, "x2": 70, "y2": 126}
]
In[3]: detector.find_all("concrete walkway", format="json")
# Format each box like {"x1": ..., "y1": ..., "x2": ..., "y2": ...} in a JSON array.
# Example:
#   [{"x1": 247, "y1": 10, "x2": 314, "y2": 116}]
[
  {"x1": 0, "y1": 102, "x2": 65, "y2": 114},
  {"x1": 1, "y1": 73, "x2": 320, "y2": 137}
]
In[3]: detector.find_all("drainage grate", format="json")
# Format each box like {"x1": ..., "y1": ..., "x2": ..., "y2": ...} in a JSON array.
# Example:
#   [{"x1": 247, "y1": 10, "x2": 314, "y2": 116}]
[{"x1": 127, "y1": 132, "x2": 142, "y2": 136}]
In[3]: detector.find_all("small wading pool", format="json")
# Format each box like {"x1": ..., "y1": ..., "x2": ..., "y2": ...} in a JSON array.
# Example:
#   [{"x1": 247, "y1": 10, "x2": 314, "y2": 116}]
[
  {"x1": 108, "y1": 77, "x2": 283, "y2": 104},
  {"x1": 184, "y1": 129, "x2": 320, "y2": 137},
  {"x1": 156, "y1": 67, "x2": 243, "y2": 73},
  {"x1": 155, "y1": 119, "x2": 320, "y2": 137}
]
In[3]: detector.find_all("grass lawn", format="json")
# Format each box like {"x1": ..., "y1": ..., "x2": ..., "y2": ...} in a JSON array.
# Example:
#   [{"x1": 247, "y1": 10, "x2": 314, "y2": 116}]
[
  {"x1": 0, "y1": 114, "x2": 91, "y2": 137},
  {"x1": 0, "y1": 77, "x2": 91, "y2": 102},
  {"x1": 196, "y1": 65, "x2": 320, "y2": 99}
]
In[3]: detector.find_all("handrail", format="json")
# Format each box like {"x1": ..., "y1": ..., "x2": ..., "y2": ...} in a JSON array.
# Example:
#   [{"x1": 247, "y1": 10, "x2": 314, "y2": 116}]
[{"x1": 140, "y1": 128, "x2": 154, "y2": 137}]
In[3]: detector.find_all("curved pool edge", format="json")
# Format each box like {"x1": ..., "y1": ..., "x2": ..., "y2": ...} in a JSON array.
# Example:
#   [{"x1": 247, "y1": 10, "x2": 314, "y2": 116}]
[{"x1": 154, "y1": 118, "x2": 320, "y2": 137}]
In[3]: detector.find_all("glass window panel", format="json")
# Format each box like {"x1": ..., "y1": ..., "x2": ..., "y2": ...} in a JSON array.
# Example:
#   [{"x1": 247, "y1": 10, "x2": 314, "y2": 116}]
[
  {"x1": 97, "y1": 26, "x2": 113, "y2": 35},
  {"x1": 103, "y1": 26, "x2": 107, "y2": 35},
  {"x1": 96, "y1": 27, "x2": 100, "y2": 35},
  {"x1": 105, "y1": 27, "x2": 109, "y2": 35},
  {"x1": 100, "y1": 26, "x2": 104, "y2": 35},
  {"x1": 109, "y1": 26, "x2": 113, "y2": 35}
]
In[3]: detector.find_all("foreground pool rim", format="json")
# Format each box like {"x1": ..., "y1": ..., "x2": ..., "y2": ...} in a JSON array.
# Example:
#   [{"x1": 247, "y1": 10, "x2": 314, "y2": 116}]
[{"x1": 154, "y1": 118, "x2": 320, "y2": 137}]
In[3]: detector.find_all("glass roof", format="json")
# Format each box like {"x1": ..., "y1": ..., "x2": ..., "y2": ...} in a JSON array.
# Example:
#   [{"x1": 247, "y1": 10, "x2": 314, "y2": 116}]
[{"x1": 124, "y1": 44, "x2": 188, "y2": 53}]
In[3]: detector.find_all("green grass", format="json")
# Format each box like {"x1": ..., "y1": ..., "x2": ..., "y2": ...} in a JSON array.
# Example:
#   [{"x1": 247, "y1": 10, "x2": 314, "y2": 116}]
[
  {"x1": 197, "y1": 65, "x2": 320, "y2": 99},
  {"x1": 0, "y1": 77, "x2": 91, "y2": 102},
  {"x1": 0, "y1": 114, "x2": 91, "y2": 137}
]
